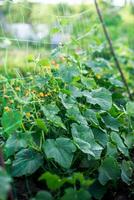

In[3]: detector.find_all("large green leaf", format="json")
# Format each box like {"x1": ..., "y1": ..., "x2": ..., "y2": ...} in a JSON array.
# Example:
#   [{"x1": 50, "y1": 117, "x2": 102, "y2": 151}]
[
  {"x1": 71, "y1": 123, "x2": 103, "y2": 158},
  {"x1": 43, "y1": 137, "x2": 76, "y2": 168},
  {"x1": 34, "y1": 191, "x2": 53, "y2": 200},
  {"x1": 98, "y1": 157, "x2": 120, "y2": 185},
  {"x1": 121, "y1": 160, "x2": 133, "y2": 185},
  {"x1": 106, "y1": 142, "x2": 118, "y2": 156},
  {"x1": 59, "y1": 93, "x2": 75, "y2": 109},
  {"x1": 89, "y1": 181, "x2": 107, "y2": 200},
  {"x1": 5, "y1": 132, "x2": 28, "y2": 157},
  {"x1": 83, "y1": 88, "x2": 112, "y2": 111},
  {"x1": 66, "y1": 106, "x2": 87, "y2": 125},
  {"x1": 122, "y1": 132, "x2": 134, "y2": 149},
  {"x1": 42, "y1": 103, "x2": 65, "y2": 129},
  {"x1": 60, "y1": 188, "x2": 91, "y2": 200},
  {"x1": 0, "y1": 167, "x2": 12, "y2": 200},
  {"x1": 1, "y1": 110, "x2": 22, "y2": 134},
  {"x1": 81, "y1": 76, "x2": 97, "y2": 90},
  {"x1": 93, "y1": 128, "x2": 108, "y2": 147},
  {"x1": 111, "y1": 132, "x2": 128, "y2": 156},
  {"x1": 12, "y1": 149, "x2": 43, "y2": 177},
  {"x1": 71, "y1": 123, "x2": 94, "y2": 155},
  {"x1": 83, "y1": 109, "x2": 99, "y2": 126},
  {"x1": 102, "y1": 114, "x2": 120, "y2": 132},
  {"x1": 66, "y1": 86, "x2": 82, "y2": 98},
  {"x1": 59, "y1": 65, "x2": 80, "y2": 83},
  {"x1": 126, "y1": 101, "x2": 134, "y2": 117},
  {"x1": 109, "y1": 77, "x2": 123, "y2": 88},
  {"x1": 42, "y1": 103, "x2": 59, "y2": 117}
]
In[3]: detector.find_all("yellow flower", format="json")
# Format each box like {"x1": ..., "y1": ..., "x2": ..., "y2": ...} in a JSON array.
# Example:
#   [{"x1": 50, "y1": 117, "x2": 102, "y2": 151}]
[
  {"x1": 15, "y1": 87, "x2": 20, "y2": 91},
  {"x1": 60, "y1": 56, "x2": 65, "y2": 62},
  {"x1": 32, "y1": 90, "x2": 36, "y2": 94},
  {"x1": 4, "y1": 95, "x2": 9, "y2": 99},
  {"x1": 55, "y1": 64, "x2": 59, "y2": 69},
  {"x1": 51, "y1": 60, "x2": 56, "y2": 65},
  {"x1": 26, "y1": 112, "x2": 31, "y2": 118},
  {"x1": 39, "y1": 92, "x2": 44, "y2": 97},
  {"x1": 25, "y1": 90, "x2": 29, "y2": 96},
  {"x1": 44, "y1": 92, "x2": 51, "y2": 97},
  {"x1": 4, "y1": 106, "x2": 10, "y2": 112},
  {"x1": 9, "y1": 100, "x2": 14, "y2": 104},
  {"x1": 96, "y1": 74, "x2": 101, "y2": 79}
]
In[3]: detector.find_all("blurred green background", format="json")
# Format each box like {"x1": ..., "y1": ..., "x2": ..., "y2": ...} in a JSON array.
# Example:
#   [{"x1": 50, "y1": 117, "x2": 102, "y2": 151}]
[{"x1": 0, "y1": 0, "x2": 134, "y2": 75}]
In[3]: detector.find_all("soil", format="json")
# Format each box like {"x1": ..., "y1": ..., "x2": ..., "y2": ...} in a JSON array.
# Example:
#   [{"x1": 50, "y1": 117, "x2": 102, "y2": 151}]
[{"x1": 10, "y1": 178, "x2": 134, "y2": 200}]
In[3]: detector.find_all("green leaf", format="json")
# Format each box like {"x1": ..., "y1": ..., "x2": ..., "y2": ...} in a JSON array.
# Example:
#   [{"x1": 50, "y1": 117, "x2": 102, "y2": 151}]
[
  {"x1": 42, "y1": 103, "x2": 60, "y2": 117},
  {"x1": 34, "y1": 191, "x2": 53, "y2": 200},
  {"x1": 1, "y1": 110, "x2": 22, "y2": 134},
  {"x1": 102, "y1": 114, "x2": 120, "y2": 132},
  {"x1": 83, "y1": 88, "x2": 112, "y2": 111},
  {"x1": 60, "y1": 188, "x2": 91, "y2": 200},
  {"x1": 44, "y1": 137, "x2": 76, "y2": 168},
  {"x1": 83, "y1": 109, "x2": 99, "y2": 126},
  {"x1": 0, "y1": 167, "x2": 12, "y2": 200},
  {"x1": 59, "y1": 93, "x2": 75, "y2": 109},
  {"x1": 59, "y1": 65, "x2": 80, "y2": 83},
  {"x1": 12, "y1": 149, "x2": 43, "y2": 177},
  {"x1": 111, "y1": 132, "x2": 129, "y2": 156},
  {"x1": 35, "y1": 118, "x2": 48, "y2": 133},
  {"x1": 81, "y1": 77, "x2": 97, "y2": 89},
  {"x1": 42, "y1": 103, "x2": 66, "y2": 129},
  {"x1": 89, "y1": 181, "x2": 107, "y2": 200},
  {"x1": 71, "y1": 123, "x2": 103, "y2": 158},
  {"x1": 121, "y1": 160, "x2": 133, "y2": 185},
  {"x1": 5, "y1": 132, "x2": 27, "y2": 157},
  {"x1": 126, "y1": 101, "x2": 134, "y2": 117},
  {"x1": 71, "y1": 123, "x2": 94, "y2": 155},
  {"x1": 106, "y1": 142, "x2": 118, "y2": 156},
  {"x1": 109, "y1": 77, "x2": 123, "y2": 88},
  {"x1": 67, "y1": 86, "x2": 82, "y2": 98},
  {"x1": 66, "y1": 172, "x2": 94, "y2": 187},
  {"x1": 66, "y1": 106, "x2": 88, "y2": 125},
  {"x1": 39, "y1": 172, "x2": 64, "y2": 190},
  {"x1": 89, "y1": 142, "x2": 103, "y2": 160},
  {"x1": 93, "y1": 128, "x2": 108, "y2": 147},
  {"x1": 98, "y1": 157, "x2": 120, "y2": 185},
  {"x1": 122, "y1": 132, "x2": 134, "y2": 149}
]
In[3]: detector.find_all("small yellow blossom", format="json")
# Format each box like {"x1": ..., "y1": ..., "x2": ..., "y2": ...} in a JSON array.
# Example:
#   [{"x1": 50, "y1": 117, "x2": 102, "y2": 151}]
[
  {"x1": 96, "y1": 74, "x2": 101, "y2": 79},
  {"x1": 4, "y1": 106, "x2": 10, "y2": 112},
  {"x1": 15, "y1": 87, "x2": 21, "y2": 91},
  {"x1": 39, "y1": 92, "x2": 44, "y2": 97},
  {"x1": 31, "y1": 90, "x2": 36, "y2": 94},
  {"x1": 26, "y1": 112, "x2": 31, "y2": 118},
  {"x1": 51, "y1": 60, "x2": 56, "y2": 65},
  {"x1": 25, "y1": 90, "x2": 29, "y2": 96},
  {"x1": 9, "y1": 100, "x2": 14, "y2": 104},
  {"x1": 4, "y1": 95, "x2": 9, "y2": 99},
  {"x1": 44, "y1": 92, "x2": 51, "y2": 97},
  {"x1": 60, "y1": 56, "x2": 65, "y2": 62},
  {"x1": 55, "y1": 64, "x2": 59, "y2": 69}
]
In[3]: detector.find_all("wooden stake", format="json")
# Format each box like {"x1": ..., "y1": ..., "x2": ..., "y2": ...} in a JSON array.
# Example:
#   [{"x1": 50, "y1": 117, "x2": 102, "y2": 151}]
[{"x1": 94, "y1": 0, "x2": 133, "y2": 100}]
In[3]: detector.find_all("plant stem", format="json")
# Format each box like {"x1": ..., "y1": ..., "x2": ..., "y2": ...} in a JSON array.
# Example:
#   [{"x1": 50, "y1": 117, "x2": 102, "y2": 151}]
[{"x1": 94, "y1": 0, "x2": 133, "y2": 100}]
